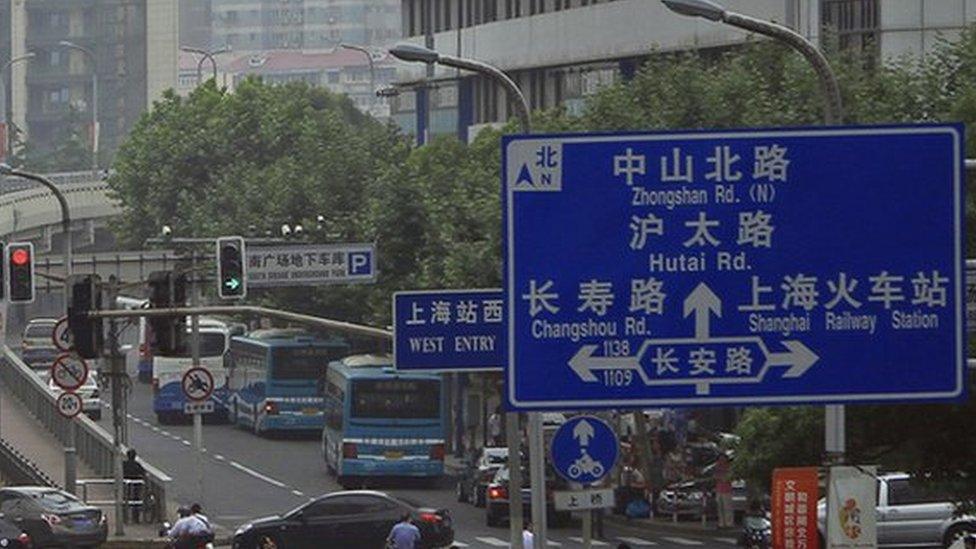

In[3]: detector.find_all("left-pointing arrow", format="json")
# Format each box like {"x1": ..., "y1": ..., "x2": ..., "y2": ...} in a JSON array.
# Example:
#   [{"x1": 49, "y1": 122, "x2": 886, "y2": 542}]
[{"x1": 569, "y1": 345, "x2": 642, "y2": 382}]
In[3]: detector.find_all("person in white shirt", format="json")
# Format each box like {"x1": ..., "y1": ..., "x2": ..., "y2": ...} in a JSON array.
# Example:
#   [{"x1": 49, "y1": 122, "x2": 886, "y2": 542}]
[{"x1": 523, "y1": 522, "x2": 534, "y2": 548}]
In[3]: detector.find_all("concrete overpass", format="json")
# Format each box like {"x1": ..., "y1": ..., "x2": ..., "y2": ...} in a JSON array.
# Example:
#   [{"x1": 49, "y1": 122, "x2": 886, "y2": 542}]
[{"x1": 0, "y1": 170, "x2": 120, "y2": 252}]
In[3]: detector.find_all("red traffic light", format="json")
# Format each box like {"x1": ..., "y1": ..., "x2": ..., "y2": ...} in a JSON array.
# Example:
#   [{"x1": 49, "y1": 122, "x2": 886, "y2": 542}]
[{"x1": 10, "y1": 248, "x2": 29, "y2": 266}]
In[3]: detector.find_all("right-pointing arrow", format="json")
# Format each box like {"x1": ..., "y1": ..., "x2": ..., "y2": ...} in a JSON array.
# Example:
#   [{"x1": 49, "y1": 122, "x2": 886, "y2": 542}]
[
  {"x1": 569, "y1": 345, "x2": 640, "y2": 382},
  {"x1": 766, "y1": 340, "x2": 819, "y2": 378}
]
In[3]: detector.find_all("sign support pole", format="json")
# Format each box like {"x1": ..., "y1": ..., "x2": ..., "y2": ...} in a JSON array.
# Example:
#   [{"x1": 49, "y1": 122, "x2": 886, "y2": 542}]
[
  {"x1": 107, "y1": 276, "x2": 124, "y2": 536},
  {"x1": 506, "y1": 412, "x2": 523, "y2": 547},
  {"x1": 190, "y1": 251, "x2": 204, "y2": 506},
  {"x1": 529, "y1": 412, "x2": 547, "y2": 549},
  {"x1": 581, "y1": 509, "x2": 592, "y2": 549}
]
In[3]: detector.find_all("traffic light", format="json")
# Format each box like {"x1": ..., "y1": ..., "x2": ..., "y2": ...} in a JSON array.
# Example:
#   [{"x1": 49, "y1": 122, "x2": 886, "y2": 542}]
[
  {"x1": 67, "y1": 274, "x2": 103, "y2": 359},
  {"x1": 147, "y1": 270, "x2": 187, "y2": 355},
  {"x1": 217, "y1": 236, "x2": 247, "y2": 299},
  {"x1": 7, "y1": 242, "x2": 34, "y2": 303}
]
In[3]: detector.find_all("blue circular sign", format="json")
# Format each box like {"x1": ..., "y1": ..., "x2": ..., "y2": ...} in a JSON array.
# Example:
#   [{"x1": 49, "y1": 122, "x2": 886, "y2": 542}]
[{"x1": 550, "y1": 415, "x2": 618, "y2": 485}]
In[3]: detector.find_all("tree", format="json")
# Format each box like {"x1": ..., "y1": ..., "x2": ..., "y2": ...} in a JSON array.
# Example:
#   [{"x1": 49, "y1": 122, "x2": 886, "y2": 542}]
[{"x1": 8, "y1": 106, "x2": 91, "y2": 172}]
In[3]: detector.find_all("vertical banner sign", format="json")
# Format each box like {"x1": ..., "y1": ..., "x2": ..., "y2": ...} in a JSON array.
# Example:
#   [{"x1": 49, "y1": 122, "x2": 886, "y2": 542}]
[
  {"x1": 772, "y1": 467, "x2": 819, "y2": 549},
  {"x1": 827, "y1": 466, "x2": 877, "y2": 549},
  {"x1": 503, "y1": 125, "x2": 965, "y2": 409}
]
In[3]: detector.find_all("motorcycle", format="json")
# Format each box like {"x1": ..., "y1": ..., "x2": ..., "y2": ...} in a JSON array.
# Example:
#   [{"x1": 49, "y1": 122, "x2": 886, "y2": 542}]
[
  {"x1": 158, "y1": 521, "x2": 216, "y2": 549},
  {"x1": 739, "y1": 514, "x2": 771, "y2": 549}
]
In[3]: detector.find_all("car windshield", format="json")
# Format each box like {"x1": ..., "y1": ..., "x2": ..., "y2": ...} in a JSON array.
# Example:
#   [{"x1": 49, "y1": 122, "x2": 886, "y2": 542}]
[
  {"x1": 485, "y1": 451, "x2": 508, "y2": 464},
  {"x1": 32, "y1": 491, "x2": 80, "y2": 510}
]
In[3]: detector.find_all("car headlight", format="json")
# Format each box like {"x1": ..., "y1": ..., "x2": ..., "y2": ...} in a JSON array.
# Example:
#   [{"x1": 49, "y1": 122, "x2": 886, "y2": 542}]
[
  {"x1": 688, "y1": 492, "x2": 703, "y2": 500},
  {"x1": 234, "y1": 523, "x2": 253, "y2": 536}
]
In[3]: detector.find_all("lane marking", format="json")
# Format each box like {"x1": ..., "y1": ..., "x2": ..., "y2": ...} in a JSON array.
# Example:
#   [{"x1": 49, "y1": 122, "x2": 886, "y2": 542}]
[
  {"x1": 617, "y1": 537, "x2": 657, "y2": 546},
  {"x1": 228, "y1": 460, "x2": 288, "y2": 488},
  {"x1": 474, "y1": 537, "x2": 508, "y2": 547},
  {"x1": 568, "y1": 538, "x2": 606, "y2": 546},
  {"x1": 181, "y1": 440, "x2": 191, "y2": 447},
  {"x1": 291, "y1": 490, "x2": 304, "y2": 497},
  {"x1": 213, "y1": 454, "x2": 225, "y2": 461},
  {"x1": 715, "y1": 538, "x2": 738, "y2": 545},
  {"x1": 662, "y1": 537, "x2": 704, "y2": 546},
  {"x1": 450, "y1": 542, "x2": 469, "y2": 548}
]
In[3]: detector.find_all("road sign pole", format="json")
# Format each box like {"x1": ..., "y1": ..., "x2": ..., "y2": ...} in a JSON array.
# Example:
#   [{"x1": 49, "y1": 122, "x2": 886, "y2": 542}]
[
  {"x1": 106, "y1": 276, "x2": 124, "y2": 536},
  {"x1": 505, "y1": 412, "x2": 523, "y2": 547},
  {"x1": 190, "y1": 251, "x2": 204, "y2": 505},
  {"x1": 529, "y1": 412, "x2": 547, "y2": 549},
  {"x1": 581, "y1": 508, "x2": 592, "y2": 549}
]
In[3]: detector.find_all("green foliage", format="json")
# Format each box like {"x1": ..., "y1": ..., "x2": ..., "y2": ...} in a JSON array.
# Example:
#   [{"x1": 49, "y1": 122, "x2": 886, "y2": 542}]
[{"x1": 732, "y1": 407, "x2": 822, "y2": 494}]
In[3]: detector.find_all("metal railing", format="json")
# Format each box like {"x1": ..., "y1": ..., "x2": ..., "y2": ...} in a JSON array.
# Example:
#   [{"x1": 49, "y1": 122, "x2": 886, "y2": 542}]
[
  {"x1": 0, "y1": 436, "x2": 58, "y2": 487},
  {"x1": 0, "y1": 346, "x2": 169, "y2": 519}
]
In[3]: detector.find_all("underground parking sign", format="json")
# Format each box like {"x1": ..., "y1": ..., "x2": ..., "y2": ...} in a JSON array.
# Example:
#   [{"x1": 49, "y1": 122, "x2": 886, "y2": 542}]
[
  {"x1": 51, "y1": 353, "x2": 88, "y2": 392},
  {"x1": 56, "y1": 392, "x2": 83, "y2": 419},
  {"x1": 181, "y1": 367, "x2": 214, "y2": 402},
  {"x1": 550, "y1": 416, "x2": 618, "y2": 485}
]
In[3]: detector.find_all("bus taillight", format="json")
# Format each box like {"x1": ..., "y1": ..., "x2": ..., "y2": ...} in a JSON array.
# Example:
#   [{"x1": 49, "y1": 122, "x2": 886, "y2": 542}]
[
  {"x1": 429, "y1": 443, "x2": 445, "y2": 461},
  {"x1": 263, "y1": 401, "x2": 279, "y2": 415},
  {"x1": 342, "y1": 442, "x2": 358, "y2": 459}
]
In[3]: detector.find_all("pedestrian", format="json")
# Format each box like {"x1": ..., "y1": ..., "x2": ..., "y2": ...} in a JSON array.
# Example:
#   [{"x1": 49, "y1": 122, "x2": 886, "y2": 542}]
[
  {"x1": 387, "y1": 512, "x2": 421, "y2": 549},
  {"x1": 488, "y1": 407, "x2": 503, "y2": 446},
  {"x1": 714, "y1": 453, "x2": 734, "y2": 528},
  {"x1": 522, "y1": 522, "x2": 534, "y2": 548},
  {"x1": 168, "y1": 505, "x2": 212, "y2": 549},
  {"x1": 122, "y1": 448, "x2": 145, "y2": 523}
]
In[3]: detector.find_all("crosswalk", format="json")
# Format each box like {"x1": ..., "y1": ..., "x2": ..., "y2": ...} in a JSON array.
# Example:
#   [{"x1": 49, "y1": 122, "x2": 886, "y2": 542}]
[{"x1": 450, "y1": 533, "x2": 728, "y2": 547}]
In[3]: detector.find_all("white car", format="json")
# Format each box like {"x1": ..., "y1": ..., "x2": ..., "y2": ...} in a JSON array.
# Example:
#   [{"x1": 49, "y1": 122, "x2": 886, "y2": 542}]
[{"x1": 48, "y1": 375, "x2": 102, "y2": 421}]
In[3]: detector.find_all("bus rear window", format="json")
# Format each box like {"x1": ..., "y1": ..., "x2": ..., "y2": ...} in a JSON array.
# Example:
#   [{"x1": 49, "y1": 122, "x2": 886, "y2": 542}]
[
  {"x1": 350, "y1": 379, "x2": 440, "y2": 419},
  {"x1": 271, "y1": 347, "x2": 333, "y2": 380}
]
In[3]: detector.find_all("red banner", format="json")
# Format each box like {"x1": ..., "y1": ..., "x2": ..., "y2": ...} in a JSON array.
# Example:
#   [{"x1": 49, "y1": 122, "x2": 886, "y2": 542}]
[{"x1": 772, "y1": 467, "x2": 819, "y2": 549}]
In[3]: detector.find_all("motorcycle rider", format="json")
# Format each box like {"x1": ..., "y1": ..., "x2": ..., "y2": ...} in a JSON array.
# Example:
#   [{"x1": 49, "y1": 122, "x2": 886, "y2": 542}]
[{"x1": 168, "y1": 503, "x2": 214, "y2": 548}]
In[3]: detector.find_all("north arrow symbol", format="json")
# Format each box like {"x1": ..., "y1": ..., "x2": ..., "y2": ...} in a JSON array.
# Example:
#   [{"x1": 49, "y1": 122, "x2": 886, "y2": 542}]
[
  {"x1": 683, "y1": 282, "x2": 721, "y2": 340},
  {"x1": 766, "y1": 340, "x2": 819, "y2": 378},
  {"x1": 573, "y1": 420, "x2": 595, "y2": 446},
  {"x1": 569, "y1": 345, "x2": 641, "y2": 382}
]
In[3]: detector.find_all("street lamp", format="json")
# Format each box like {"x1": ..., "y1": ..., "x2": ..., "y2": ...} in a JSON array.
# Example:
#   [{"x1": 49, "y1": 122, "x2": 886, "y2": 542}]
[
  {"x1": 0, "y1": 52, "x2": 34, "y2": 163},
  {"x1": 389, "y1": 42, "x2": 538, "y2": 548},
  {"x1": 389, "y1": 43, "x2": 531, "y2": 133},
  {"x1": 661, "y1": 0, "x2": 843, "y2": 124},
  {"x1": 58, "y1": 40, "x2": 99, "y2": 170},
  {"x1": 180, "y1": 45, "x2": 231, "y2": 85},
  {"x1": 340, "y1": 43, "x2": 377, "y2": 101}
]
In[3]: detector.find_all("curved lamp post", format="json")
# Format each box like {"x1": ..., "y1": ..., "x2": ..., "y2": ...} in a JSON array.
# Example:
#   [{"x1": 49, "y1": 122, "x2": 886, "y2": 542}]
[
  {"x1": 0, "y1": 53, "x2": 34, "y2": 162},
  {"x1": 180, "y1": 45, "x2": 231, "y2": 85}
]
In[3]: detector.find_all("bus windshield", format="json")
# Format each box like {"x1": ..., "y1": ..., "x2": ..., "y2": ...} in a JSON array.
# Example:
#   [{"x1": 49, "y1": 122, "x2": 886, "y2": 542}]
[
  {"x1": 271, "y1": 347, "x2": 332, "y2": 380},
  {"x1": 350, "y1": 379, "x2": 440, "y2": 420},
  {"x1": 158, "y1": 333, "x2": 226, "y2": 358}
]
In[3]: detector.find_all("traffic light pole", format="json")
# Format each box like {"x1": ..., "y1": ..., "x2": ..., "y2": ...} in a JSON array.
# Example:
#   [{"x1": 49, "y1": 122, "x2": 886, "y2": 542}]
[
  {"x1": 190, "y1": 252, "x2": 205, "y2": 506},
  {"x1": 106, "y1": 277, "x2": 125, "y2": 536}
]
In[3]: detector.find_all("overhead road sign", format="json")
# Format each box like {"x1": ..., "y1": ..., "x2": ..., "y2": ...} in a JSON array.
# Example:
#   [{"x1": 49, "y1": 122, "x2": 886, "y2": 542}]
[
  {"x1": 181, "y1": 367, "x2": 214, "y2": 402},
  {"x1": 56, "y1": 392, "x2": 83, "y2": 419},
  {"x1": 51, "y1": 353, "x2": 88, "y2": 392},
  {"x1": 246, "y1": 243, "x2": 375, "y2": 288},
  {"x1": 550, "y1": 416, "x2": 618, "y2": 485},
  {"x1": 503, "y1": 124, "x2": 965, "y2": 409},
  {"x1": 393, "y1": 289, "x2": 504, "y2": 372}
]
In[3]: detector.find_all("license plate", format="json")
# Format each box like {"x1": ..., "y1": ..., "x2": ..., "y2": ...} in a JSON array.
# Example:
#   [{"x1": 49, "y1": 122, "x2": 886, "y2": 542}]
[
  {"x1": 384, "y1": 450, "x2": 404, "y2": 459},
  {"x1": 302, "y1": 408, "x2": 317, "y2": 415}
]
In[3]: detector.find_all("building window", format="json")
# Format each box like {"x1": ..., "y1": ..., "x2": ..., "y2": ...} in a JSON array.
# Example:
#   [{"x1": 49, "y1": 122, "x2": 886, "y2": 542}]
[{"x1": 821, "y1": 0, "x2": 879, "y2": 56}]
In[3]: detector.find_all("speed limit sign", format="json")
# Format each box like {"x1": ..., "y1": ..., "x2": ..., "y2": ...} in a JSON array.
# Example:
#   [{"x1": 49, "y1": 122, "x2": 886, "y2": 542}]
[
  {"x1": 56, "y1": 392, "x2": 83, "y2": 419},
  {"x1": 52, "y1": 317, "x2": 73, "y2": 353}
]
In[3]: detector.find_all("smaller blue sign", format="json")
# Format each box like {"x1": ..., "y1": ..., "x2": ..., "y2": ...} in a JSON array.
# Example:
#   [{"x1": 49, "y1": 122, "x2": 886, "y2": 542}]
[
  {"x1": 348, "y1": 251, "x2": 373, "y2": 276},
  {"x1": 551, "y1": 416, "x2": 618, "y2": 486},
  {"x1": 393, "y1": 289, "x2": 504, "y2": 372}
]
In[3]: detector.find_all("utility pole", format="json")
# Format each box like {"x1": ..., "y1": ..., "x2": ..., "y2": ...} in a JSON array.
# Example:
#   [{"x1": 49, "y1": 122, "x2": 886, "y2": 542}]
[
  {"x1": 107, "y1": 276, "x2": 124, "y2": 536},
  {"x1": 190, "y1": 251, "x2": 204, "y2": 505}
]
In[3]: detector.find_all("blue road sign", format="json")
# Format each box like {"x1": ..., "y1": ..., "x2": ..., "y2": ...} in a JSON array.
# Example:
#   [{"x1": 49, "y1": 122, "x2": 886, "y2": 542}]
[
  {"x1": 504, "y1": 124, "x2": 965, "y2": 409},
  {"x1": 551, "y1": 416, "x2": 618, "y2": 485},
  {"x1": 393, "y1": 289, "x2": 504, "y2": 372}
]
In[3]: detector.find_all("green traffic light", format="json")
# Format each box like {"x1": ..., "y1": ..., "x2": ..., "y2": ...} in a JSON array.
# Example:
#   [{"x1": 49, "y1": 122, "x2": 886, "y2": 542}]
[{"x1": 225, "y1": 278, "x2": 241, "y2": 291}]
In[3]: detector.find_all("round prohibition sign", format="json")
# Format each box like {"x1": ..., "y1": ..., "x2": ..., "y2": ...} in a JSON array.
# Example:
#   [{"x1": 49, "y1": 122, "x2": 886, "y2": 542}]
[
  {"x1": 56, "y1": 392, "x2": 83, "y2": 419},
  {"x1": 52, "y1": 317, "x2": 73, "y2": 353},
  {"x1": 182, "y1": 367, "x2": 215, "y2": 402},
  {"x1": 51, "y1": 353, "x2": 89, "y2": 392}
]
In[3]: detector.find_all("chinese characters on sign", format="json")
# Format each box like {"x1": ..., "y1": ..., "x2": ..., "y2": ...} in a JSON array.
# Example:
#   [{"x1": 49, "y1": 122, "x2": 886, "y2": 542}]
[
  {"x1": 393, "y1": 290, "x2": 504, "y2": 372},
  {"x1": 504, "y1": 125, "x2": 964, "y2": 409},
  {"x1": 772, "y1": 467, "x2": 819, "y2": 549},
  {"x1": 827, "y1": 466, "x2": 877, "y2": 549},
  {"x1": 246, "y1": 243, "x2": 375, "y2": 287}
]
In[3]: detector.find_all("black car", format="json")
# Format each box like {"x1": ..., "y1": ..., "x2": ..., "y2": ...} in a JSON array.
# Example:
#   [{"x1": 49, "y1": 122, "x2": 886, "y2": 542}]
[
  {"x1": 232, "y1": 490, "x2": 453, "y2": 549},
  {"x1": 0, "y1": 487, "x2": 107, "y2": 548},
  {"x1": 0, "y1": 516, "x2": 31, "y2": 548},
  {"x1": 484, "y1": 466, "x2": 571, "y2": 528}
]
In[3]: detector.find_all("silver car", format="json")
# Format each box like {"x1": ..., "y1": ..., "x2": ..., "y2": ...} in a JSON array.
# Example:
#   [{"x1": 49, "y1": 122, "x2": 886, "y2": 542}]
[{"x1": 818, "y1": 472, "x2": 976, "y2": 547}]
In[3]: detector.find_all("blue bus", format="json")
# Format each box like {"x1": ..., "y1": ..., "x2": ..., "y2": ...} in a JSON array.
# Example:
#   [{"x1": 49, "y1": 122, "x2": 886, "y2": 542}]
[
  {"x1": 152, "y1": 319, "x2": 233, "y2": 424},
  {"x1": 225, "y1": 329, "x2": 350, "y2": 435},
  {"x1": 321, "y1": 354, "x2": 446, "y2": 487}
]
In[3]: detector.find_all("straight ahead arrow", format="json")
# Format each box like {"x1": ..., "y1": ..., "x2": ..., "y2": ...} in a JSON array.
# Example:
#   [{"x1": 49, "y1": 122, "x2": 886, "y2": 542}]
[
  {"x1": 683, "y1": 282, "x2": 722, "y2": 340},
  {"x1": 569, "y1": 345, "x2": 641, "y2": 382},
  {"x1": 766, "y1": 340, "x2": 820, "y2": 378}
]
